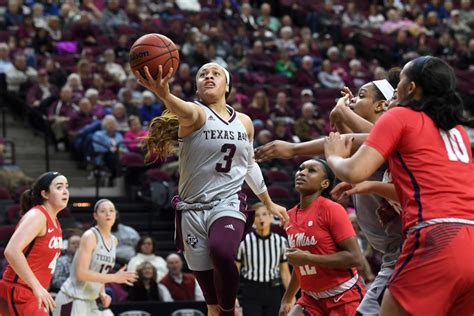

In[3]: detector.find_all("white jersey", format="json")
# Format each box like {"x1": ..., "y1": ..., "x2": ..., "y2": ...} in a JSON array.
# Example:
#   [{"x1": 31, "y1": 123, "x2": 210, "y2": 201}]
[
  {"x1": 178, "y1": 101, "x2": 251, "y2": 203},
  {"x1": 60, "y1": 227, "x2": 117, "y2": 300}
]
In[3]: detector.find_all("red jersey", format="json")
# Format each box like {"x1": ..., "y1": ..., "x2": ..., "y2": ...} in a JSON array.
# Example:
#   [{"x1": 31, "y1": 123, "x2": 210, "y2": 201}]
[
  {"x1": 365, "y1": 107, "x2": 474, "y2": 232},
  {"x1": 2, "y1": 205, "x2": 63, "y2": 289},
  {"x1": 287, "y1": 196, "x2": 357, "y2": 293}
]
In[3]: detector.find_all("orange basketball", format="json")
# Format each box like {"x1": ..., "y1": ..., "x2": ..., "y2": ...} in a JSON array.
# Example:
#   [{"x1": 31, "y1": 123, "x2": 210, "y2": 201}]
[{"x1": 129, "y1": 33, "x2": 180, "y2": 80}]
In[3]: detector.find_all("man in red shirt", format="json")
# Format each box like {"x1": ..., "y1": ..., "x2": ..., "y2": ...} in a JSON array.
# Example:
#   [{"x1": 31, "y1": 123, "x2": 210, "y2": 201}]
[{"x1": 324, "y1": 56, "x2": 474, "y2": 316}]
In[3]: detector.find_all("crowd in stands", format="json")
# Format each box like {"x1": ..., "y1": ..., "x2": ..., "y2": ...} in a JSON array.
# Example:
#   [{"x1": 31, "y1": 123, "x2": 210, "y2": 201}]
[{"x1": 0, "y1": 0, "x2": 472, "y2": 311}]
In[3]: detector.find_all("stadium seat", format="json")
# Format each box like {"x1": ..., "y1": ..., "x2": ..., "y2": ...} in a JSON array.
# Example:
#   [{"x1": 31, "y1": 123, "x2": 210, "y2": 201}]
[
  {"x1": 6, "y1": 204, "x2": 21, "y2": 224},
  {"x1": 0, "y1": 225, "x2": 15, "y2": 246},
  {"x1": 267, "y1": 185, "x2": 291, "y2": 199},
  {"x1": 171, "y1": 309, "x2": 205, "y2": 316},
  {"x1": 145, "y1": 169, "x2": 172, "y2": 182},
  {"x1": 118, "y1": 311, "x2": 151, "y2": 316},
  {"x1": 0, "y1": 187, "x2": 11, "y2": 200}
]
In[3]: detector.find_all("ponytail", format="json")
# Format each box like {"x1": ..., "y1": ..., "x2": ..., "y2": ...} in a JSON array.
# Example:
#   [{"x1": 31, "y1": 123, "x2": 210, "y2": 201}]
[
  {"x1": 144, "y1": 110, "x2": 179, "y2": 163},
  {"x1": 20, "y1": 189, "x2": 36, "y2": 215},
  {"x1": 20, "y1": 171, "x2": 63, "y2": 215}
]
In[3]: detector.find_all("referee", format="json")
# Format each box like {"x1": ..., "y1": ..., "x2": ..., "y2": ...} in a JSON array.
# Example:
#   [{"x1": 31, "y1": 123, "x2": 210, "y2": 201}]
[{"x1": 236, "y1": 203, "x2": 291, "y2": 316}]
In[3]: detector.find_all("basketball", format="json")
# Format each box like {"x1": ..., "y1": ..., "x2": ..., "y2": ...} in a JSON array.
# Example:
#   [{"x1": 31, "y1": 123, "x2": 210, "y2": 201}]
[{"x1": 129, "y1": 33, "x2": 180, "y2": 80}]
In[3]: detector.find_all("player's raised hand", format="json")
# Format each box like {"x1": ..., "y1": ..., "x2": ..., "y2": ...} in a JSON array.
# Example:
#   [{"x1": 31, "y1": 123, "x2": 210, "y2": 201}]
[
  {"x1": 113, "y1": 265, "x2": 138, "y2": 286},
  {"x1": 254, "y1": 140, "x2": 295, "y2": 162},
  {"x1": 135, "y1": 65, "x2": 174, "y2": 100},
  {"x1": 324, "y1": 132, "x2": 353, "y2": 159},
  {"x1": 33, "y1": 285, "x2": 55, "y2": 313},
  {"x1": 266, "y1": 201, "x2": 289, "y2": 228}
]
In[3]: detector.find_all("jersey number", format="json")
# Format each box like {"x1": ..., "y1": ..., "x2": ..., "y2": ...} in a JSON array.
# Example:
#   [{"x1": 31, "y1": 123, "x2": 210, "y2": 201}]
[
  {"x1": 48, "y1": 252, "x2": 60, "y2": 274},
  {"x1": 440, "y1": 129, "x2": 469, "y2": 163},
  {"x1": 216, "y1": 143, "x2": 236, "y2": 173},
  {"x1": 299, "y1": 265, "x2": 317, "y2": 276},
  {"x1": 99, "y1": 264, "x2": 112, "y2": 274}
]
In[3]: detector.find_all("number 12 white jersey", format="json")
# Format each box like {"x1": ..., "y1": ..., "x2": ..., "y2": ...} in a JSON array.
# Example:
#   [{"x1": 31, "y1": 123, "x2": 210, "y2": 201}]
[
  {"x1": 60, "y1": 227, "x2": 117, "y2": 300},
  {"x1": 178, "y1": 101, "x2": 251, "y2": 204}
]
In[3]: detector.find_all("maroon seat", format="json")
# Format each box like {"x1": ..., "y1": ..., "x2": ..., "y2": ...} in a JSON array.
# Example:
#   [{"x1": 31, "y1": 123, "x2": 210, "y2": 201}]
[
  {"x1": 145, "y1": 169, "x2": 172, "y2": 182},
  {"x1": 120, "y1": 152, "x2": 145, "y2": 168},
  {"x1": 266, "y1": 170, "x2": 291, "y2": 183},
  {"x1": 0, "y1": 225, "x2": 16, "y2": 244},
  {"x1": 267, "y1": 185, "x2": 290, "y2": 199},
  {"x1": 6, "y1": 204, "x2": 21, "y2": 224},
  {"x1": 0, "y1": 187, "x2": 11, "y2": 200}
]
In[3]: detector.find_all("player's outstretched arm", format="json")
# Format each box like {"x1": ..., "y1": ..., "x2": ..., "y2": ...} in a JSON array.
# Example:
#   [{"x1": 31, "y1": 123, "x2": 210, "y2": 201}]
[
  {"x1": 254, "y1": 134, "x2": 369, "y2": 163},
  {"x1": 135, "y1": 65, "x2": 205, "y2": 129}
]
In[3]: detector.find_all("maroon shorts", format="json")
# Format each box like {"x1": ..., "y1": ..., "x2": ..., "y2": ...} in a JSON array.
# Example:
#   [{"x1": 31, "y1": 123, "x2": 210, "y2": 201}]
[
  {"x1": 388, "y1": 224, "x2": 474, "y2": 316},
  {"x1": 297, "y1": 280, "x2": 366, "y2": 316},
  {"x1": 0, "y1": 280, "x2": 49, "y2": 316}
]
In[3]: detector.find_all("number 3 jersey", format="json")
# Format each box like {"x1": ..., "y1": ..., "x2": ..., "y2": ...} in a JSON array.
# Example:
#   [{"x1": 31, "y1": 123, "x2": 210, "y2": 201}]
[
  {"x1": 61, "y1": 227, "x2": 116, "y2": 300},
  {"x1": 2, "y1": 205, "x2": 63, "y2": 289},
  {"x1": 178, "y1": 101, "x2": 251, "y2": 203},
  {"x1": 286, "y1": 196, "x2": 357, "y2": 293}
]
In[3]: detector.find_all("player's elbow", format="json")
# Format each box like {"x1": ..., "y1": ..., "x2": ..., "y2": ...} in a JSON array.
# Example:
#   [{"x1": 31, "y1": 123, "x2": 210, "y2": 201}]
[
  {"x1": 75, "y1": 268, "x2": 87, "y2": 282},
  {"x1": 3, "y1": 246, "x2": 15, "y2": 262}
]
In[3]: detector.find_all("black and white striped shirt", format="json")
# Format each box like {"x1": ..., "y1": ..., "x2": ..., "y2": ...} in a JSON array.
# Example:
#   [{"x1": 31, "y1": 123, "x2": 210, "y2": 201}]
[{"x1": 236, "y1": 231, "x2": 288, "y2": 283}]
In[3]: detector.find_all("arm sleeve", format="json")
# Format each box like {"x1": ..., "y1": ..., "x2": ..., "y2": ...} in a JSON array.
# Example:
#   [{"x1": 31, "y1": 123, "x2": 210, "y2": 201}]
[
  {"x1": 244, "y1": 144, "x2": 267, "y2": 195},
  {"x1": 327, "y1": 203, "x2": 356, "y2": 244},
  {"x1": 364, "y1": 107, "x2": 406, "y2": 159}
]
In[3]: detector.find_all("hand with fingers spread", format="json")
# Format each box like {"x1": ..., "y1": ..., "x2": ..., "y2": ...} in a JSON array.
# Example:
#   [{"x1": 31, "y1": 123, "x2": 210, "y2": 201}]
[
  {"x1": 33, "y1": 285, "x2": 55, "y2": 313},
  {"x1": 266, "y1": 202, "x2": 289, "y2": 229},
  {"x1": 113, "y1": 265, "x2": 138, "y2": 286},
  {"x1": 135, "y1": 65, "x2": 174, "y2": 101},
  {"x1": 324, "y1": 132, "x2": 353, "y2": 159},
  {"x1": 254, "y1": 140, "x2": 295, "y2": 162}
]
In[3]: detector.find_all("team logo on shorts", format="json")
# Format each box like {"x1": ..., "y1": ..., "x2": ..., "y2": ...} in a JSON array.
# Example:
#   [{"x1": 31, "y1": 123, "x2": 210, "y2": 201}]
[{"x1": 186, "y1": 234, "x2": 198, "y2": 248}]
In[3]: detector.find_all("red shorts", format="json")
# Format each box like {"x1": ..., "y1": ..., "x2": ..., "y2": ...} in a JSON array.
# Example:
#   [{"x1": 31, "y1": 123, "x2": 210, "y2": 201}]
[
  {"x1": 0, "y1": 280, "x2": 49, "y2": 316},
  {"x1": 297, "y1": 280, "x2": 366, "y2": 316},
  {"x1": 388, "y1": 224, "x2": 474, "y2": 316}
]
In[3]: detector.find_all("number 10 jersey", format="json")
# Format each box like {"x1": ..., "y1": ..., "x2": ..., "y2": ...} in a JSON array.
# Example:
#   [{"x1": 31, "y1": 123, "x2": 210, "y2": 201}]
[{"x1": 178, "y1": 101, "x2": 251, "y2": 204}]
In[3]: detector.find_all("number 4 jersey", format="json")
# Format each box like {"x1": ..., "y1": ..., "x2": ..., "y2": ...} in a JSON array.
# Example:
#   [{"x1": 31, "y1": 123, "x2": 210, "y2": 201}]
[
  {"x1": 2, "y1": 205, "x2": 63, "y2": 289},
  {"x1": 178, "y1": 101, "x2": 252, "y2": 203},
  {"x1": 60, "y1": 227, "x2": 116, "y2": 300},
  {"x1": 365, "y1": 107, "x2": 474, "y2": 232},
  {"x1": 286, "y1": 196, "x2": 357, "y2": 293}
]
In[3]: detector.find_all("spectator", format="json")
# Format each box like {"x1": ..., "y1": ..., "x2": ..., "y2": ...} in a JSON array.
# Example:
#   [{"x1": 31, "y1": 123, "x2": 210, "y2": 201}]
[
  {"x1": 46, "y1": 15, "x2": 62, "y2": 42},
  {"x1": 247, "y1": 40, "x2": 274, "y2": 72},
  {"x1": 294, "y1": 55, "x2": 317, "y2": 88},
  {"x1": 239, "y1": 3, "x2": 258, "y2": 31},
  {"x1": 85, "y1": 88, "x2": 106, "y2": 119},
  {"x1": 256, "y1": 3, "x2": 280, "y2": 33},
  {"x1": 0, "y1": 43, "x2": 13, "y2": 75},
  {"x1": 246, "y1": 90, "x2": 271, "y2": 125},
  {"x1": 5, "y1": 0, "x2": 24, "y2": 31},
  {"x1": 114, "y1": 34, "x2": 129, "y2": 62},
  {"x1": 6, "y1": 53, "x2": 37, "y2": 93},
  {"x1": 138, "y1": 91, "x2": 163, "y2": 126},
  {"x1": 118, "y1": 76, "x2": 142, "y2": 106},
  {"x1": 459, "y1": 0, "x2": 474, "y2": 27},
  {"x1": 31, "y1": 3, "x2": 47, "y2": 29},
  {"x1": 112, "y1": 102, "x2": 129, "y2": 132},
  {"x1": 76, "y1": 59, "x2": 94, "y2": 90},
  {"x1": 66, "y1": 73, "x2": 84, "y2": 103},
  {"x1": 227, "y1": 43, "x2": 248, "y2": 74},
  {"x1": 252, "y1": 24, "x2": 278, "y2": 53},
  {"x1": 123, "y1": 115, "x2": 147, "y2": 153},
  {"x1": 425, "y1": 11, "x2": 445, "y2": 37},
  {"x1": 127, "y1": 236, "x2": 167, "y2": 281},
  {"x1": 70, "y1": 11, "x2": 98, "y2": 46},
  {"x1": 318, "y1": 59, "x2": 345, "y2": 89},
  {"x1": 104, "y1": 49, "x2": 127, "y2": 83},
  {"x1": 255, "y1": 129, "x2": 273, "y2": 148},
  {"x1": 48, "y1": 85, "x2": 78, "y2": 146},
  {"x1": 270, "y1": 91, "x2": 295, "y2": 125},
  {"x1": 160, "y1": 253, "x2": 205, "y2": 302},
  {"x1": 275, "y1": 49, "x2": 297, "y2": 78},
  {"x1": 294, "y1": 102, "x2": 326, "y2": 142},
  {"x1": 236, "y1": 203, "x2": 291, "y2": 316},
  {"x1": 367, "y1": 4, "x2": 385, "y2": 29},
  {"x1": 458, "y1": 38, "x2": 474, "y2": 70},
  {"x1": 425, "y1": 0, "x2": 448, "y2": 21},
  {"x1": 67, "y1": 97, "x2": 97, "y2": 140},
  {"x1": 59, "y1": 2, "x2": 78, "y2": 30},
  {"x1": 342, "y1": 1, "x2": 367, "y2": 29},
  {"x1": 276, "y1": 26, "x2": 297, "y2": 55},
  {"x1": 273, "y1": 121, "x2": 295, "y2": 143},
  {"x1": 111, "y1": 211, "x2": 140, "y2": 264},
  {"x1": 26, "y1": 68, "x2": 59, "y2": 109},
  {"x1": 91, "y1": 115, "x2": 128, "y2": 184},
  {"x1": 348, "y1": 59, "x2": 369, "y2": 91},
  {"x1": 51, "y1": 234, "x2": 81, "y2": 292},
  {"x1": 101, "y1": 0, "x2": 130, "y2": 34},
  {"x1": 44, "y1": 57, "x2": 67, "y2": 89},
  {"x1": 128, "y1": 262, "x2": 173, "y2": 302},
  {"x1": 448, "y1": 10, "x2": 471, "y2": 43},
  {"x1": 16, "y1": 14, "x2": 36, "y2": 41},
  {"x1": 91, "y1": 73, "x2": 116, "y2": 108}
]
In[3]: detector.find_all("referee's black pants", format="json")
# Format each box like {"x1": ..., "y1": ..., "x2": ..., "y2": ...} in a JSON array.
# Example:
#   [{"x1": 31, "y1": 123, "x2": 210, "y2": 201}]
[{"x1": 240, "y1": 280, "x2": 283, "y2": 316}]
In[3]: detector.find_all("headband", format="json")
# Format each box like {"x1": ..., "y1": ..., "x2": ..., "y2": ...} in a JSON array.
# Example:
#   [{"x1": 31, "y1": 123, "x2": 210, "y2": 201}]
[
  {"x1": 36, "y1": 171, "x2": 62, "y2": 190},
  {"x1": 196, "y1": 63, "x2": 230, "y2": 85},
  {"x1": 94, "y1": 198, "x2": 112, "y2": 212},
  {"x1": 372, "y1": 79, "x2": 395, "y2": 100}
]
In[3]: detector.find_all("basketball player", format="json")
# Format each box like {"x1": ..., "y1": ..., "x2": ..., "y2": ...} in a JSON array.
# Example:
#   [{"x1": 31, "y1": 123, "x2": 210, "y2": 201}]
[
  {"x1": 53, "y1": 199, "x2": 137, "y2": 315},
  {"x1": 324, "y1": 56, "x2": 474, "y2": 315},
  {"x1": 0, "y1": 172, "x2": 68, "y2": 315},
  {"x1": 136, "y1": 63, "x2": 288, "y2": 316},
  {"x1": 255, "y1": 78, "x2": 402, "y2": 315},
  {"x1": 280, "y1": 159, "x2": 365, "y2": 316}
]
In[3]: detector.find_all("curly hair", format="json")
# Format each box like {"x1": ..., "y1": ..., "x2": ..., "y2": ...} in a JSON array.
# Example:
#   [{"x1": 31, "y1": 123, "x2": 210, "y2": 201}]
[{"x1": 143, "y1": 110, "x2": 180, "y2": 163}]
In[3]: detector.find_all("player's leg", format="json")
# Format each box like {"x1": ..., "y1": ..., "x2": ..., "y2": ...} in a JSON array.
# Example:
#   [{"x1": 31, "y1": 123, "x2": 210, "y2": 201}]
[
  {"x1": 208, "y1": 216, "x2": 245, "y2": 315},
  {"x1": 328, "y1": 281, "x2": 366, "y2": 316},
  {"x1": 193, "y1": 270, "x2": 219, "y2": 316},
  {"x1": 356, "y1": 266, "x2": 393, "y2": 315}
]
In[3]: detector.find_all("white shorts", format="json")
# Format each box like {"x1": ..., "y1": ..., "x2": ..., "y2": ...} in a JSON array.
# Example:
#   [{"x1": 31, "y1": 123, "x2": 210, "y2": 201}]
[
  {"x1": 356, "y1": 266, "x2": 394, "y2": 315},
  {"x1": 53, "y1": 291, "x2": 114, "y2": 316},
  {"x1": 177, "y1": 194, "x2": 246, "y2": 271}
]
